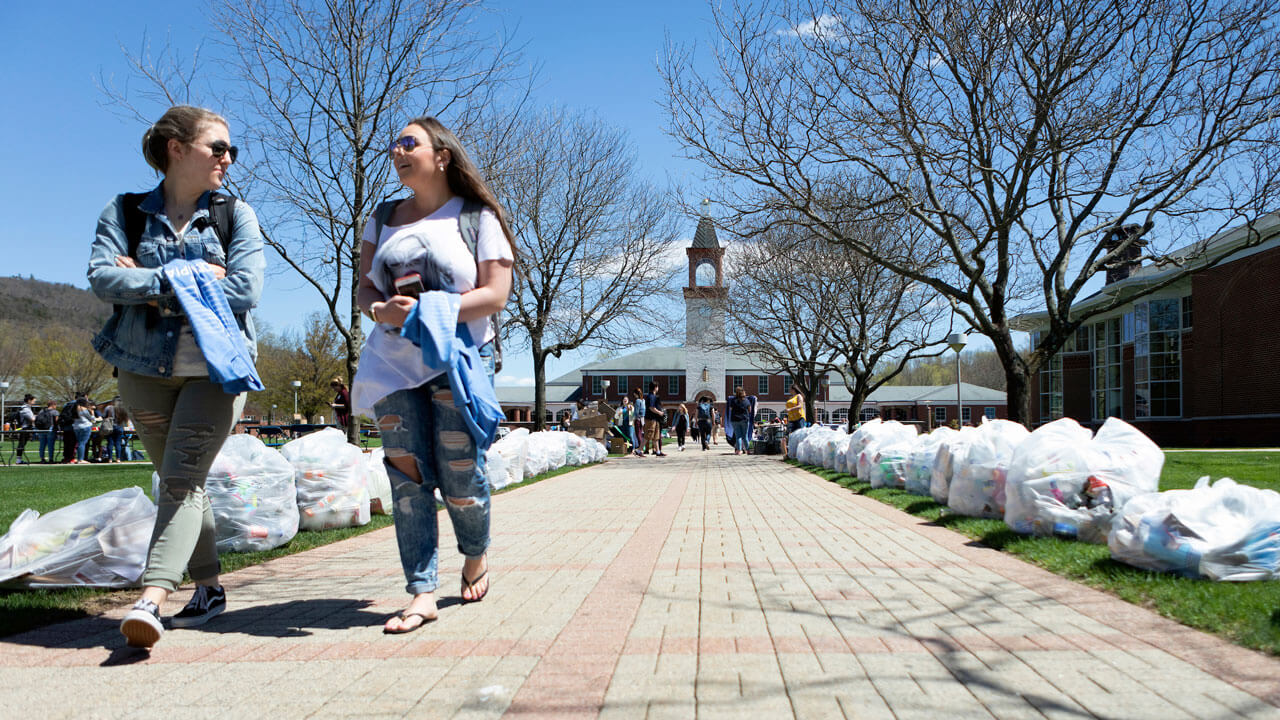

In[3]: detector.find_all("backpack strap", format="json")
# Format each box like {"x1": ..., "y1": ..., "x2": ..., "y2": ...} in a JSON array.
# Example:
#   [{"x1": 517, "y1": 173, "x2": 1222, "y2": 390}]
[
  {"x1": 457, "y1": 199, "x2": 503, "y2": 373},
  {"x1": 201, "y1": 192, "x2": 237, "y2": 256}
]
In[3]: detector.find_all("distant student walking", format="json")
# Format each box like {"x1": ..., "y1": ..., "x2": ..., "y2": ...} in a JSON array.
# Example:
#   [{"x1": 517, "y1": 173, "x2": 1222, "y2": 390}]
[{"x1": 88, "y1": 105, "x2": 265, "y2": 649}]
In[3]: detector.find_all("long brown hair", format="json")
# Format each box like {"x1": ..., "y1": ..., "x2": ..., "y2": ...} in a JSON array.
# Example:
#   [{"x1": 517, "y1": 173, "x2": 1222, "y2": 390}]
[{"x1": 409, "y1": 116, "x2": 517, "y2": 258}]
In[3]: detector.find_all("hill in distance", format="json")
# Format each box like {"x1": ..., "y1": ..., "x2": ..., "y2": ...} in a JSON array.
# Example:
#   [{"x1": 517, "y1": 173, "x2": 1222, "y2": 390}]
[{"x1": 0, "y1": 276, "x2": 111, "y2": 335}]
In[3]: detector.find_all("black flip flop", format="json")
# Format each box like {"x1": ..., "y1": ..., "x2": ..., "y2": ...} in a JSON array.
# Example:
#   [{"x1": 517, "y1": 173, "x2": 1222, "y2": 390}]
[
  {"x1": 461, "y1": 570, "x2": 489, "y2": 603},
  {"x1": 383, "y1": 611, "x2": 434, "y2": 634}
]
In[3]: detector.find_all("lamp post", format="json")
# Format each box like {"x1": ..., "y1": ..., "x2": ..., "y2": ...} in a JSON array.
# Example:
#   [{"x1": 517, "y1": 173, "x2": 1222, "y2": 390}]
[
  {"x1": 291, "y1": 380, "x2": 302, "y2": 421},
  {"x1": 0, "y1": 381, "x2": 8, "y2": 433},
  {"x1": 270, "y1": 404, "x2": 277, "y2": 426},
  {"x1": 602, "y1": 379, "x2": 611, "y2": 402},
  {"x1": 946, "y1": 333, "x2": 967, "y2": 426}
]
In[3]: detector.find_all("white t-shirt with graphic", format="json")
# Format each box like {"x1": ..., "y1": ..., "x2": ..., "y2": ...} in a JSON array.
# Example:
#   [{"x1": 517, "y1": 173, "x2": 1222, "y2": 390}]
[{"x1": 351, "y1": 196, "x2": 514, "y2": 415}]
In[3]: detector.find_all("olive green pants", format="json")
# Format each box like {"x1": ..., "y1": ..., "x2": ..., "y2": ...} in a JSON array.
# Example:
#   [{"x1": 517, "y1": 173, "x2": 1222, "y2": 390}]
[{"x1": 118, "y1": 370, "x2": 243, "y2": 592}]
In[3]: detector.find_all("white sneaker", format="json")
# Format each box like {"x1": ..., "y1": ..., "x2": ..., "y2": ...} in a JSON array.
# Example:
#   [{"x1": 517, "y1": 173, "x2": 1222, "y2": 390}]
[{"x1": 120, "y1": 599, "x2": 164, "y2": 649}]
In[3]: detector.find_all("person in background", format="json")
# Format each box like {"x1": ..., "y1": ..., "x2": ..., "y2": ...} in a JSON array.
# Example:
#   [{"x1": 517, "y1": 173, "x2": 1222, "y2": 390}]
[
  {"x1": 59, "y1": 394, "x2": 81, "y2": 464},
  {"x1": 89, "y1": 104, "x2": 265, "y2": 649},
  {"x1": 785, "y1": 392, "x2": 806, "y2": 433},
  {"x1": 710, "y1": 406, "x2": 721, "y2": 445},
  {"x1": 727, "y1": 386, "x2": 755, "y2": 456},
  {"x1": 102, "y1": 399, "x2": 126, "y2": 462},
  {"x1": 330, "y1": 377, "x2": 351, "y2": 430},
  {"x1": 14, "y1": 394, "x2": 36, "y2": 465},
  {"x1": 673, "y1": 404, "x2": 689, "y2": 452},
  {"x1": 71, "y1": 396, "x2": 94, "y2": 464},
  {"x1": 35, "y1": 400, "x2": 59, "y2": 464},
  {"x1": 630, "y1": 388, "x2": 646, "y2": 457},
  {"x1": 617, "y1": 395, "x2": 636, "y2": 453},
  {"x1": 696, "y1": 397, "x2": 714, "y2": 451},
  {"x1": 643, "y1": 380, "x2": 666, "y2": 457}
]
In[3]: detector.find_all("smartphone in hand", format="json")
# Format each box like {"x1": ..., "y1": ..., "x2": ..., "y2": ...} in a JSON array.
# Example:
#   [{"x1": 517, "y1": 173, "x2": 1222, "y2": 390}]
[{"x1": 394, "y1": 272, "x2": 426, "y2": 298}]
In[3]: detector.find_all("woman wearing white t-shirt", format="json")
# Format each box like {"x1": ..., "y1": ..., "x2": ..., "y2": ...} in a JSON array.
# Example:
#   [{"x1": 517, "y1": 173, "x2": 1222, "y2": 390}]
[{"x1": 354, "y1": 116, "x2": 515, "y2": 634}]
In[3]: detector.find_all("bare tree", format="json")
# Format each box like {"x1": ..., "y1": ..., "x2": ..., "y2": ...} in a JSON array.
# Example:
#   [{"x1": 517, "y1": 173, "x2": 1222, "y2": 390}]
[
  {"x1": 724, "y1": 216, "x2": 947, "y2": 427},
  {"x1": 495, "y1": 108, "x2": 682, "y2": 429},
  {"x1": 23, "y1": 331, "x2": 115, "y2": 402},
  {"x1": 250, "y1": 313, "x2": 346, "y2": 423},
  {"x1": 107, "y1": 0, "x2": 527, "y2": 441},
  {"x1": 662, "y1": 0, "x2": 1280, "y2": 423},
  {"x1": 0, "y1": 321, "x2": 33, "y2": 390}
]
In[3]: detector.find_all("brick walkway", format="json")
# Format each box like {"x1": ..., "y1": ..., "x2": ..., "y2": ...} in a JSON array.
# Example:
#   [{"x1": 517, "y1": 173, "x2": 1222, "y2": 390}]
[{"x1": 2, "y1": 447, "x2": 1278, "y2": 719}]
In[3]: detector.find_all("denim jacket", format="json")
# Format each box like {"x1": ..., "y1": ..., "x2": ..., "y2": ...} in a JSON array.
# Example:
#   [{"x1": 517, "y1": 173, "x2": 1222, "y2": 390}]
[{"x1": 87, "y1": 182, "x2": 265, "y2": 378}]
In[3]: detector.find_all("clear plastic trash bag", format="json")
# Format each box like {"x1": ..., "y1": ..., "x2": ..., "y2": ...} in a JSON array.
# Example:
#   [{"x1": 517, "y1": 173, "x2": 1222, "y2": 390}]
[
  {"x1": 280, "y1": 427, "x2": 370, "y2": 530},
  {"x1": 947, "y1": 419, "x2": 1030, "y2": 519},
  {"x1": 0, "y1": 487, "x2": 156, "y2": 588},
  {"x1": 203, "y1": 434, "x2": 299, "y2": 552},
  {"x1": 904, "y1": 427, "x2": 956, "y2": 496},
  {"x1": 1004, "y1": 417, "x2": 1162, "y2": 542},
  {"x1": 364, "y1": 447, "x2": 393, "y2": 515},
  {"x1": 1109, "y1": 477, "x2": 1280, "y2": 581}
]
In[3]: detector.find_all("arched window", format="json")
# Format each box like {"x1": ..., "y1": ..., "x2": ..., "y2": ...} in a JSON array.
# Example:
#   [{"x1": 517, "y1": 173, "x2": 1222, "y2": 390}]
[
  {"x1": 859, "y1": 407, "x2": 880, "y2": 421},
  {"x1": 695, "y1": 260, "x2": 716, "y2": 287},
  {"x1": 833, "y1": 408, "x2": 849, "y2": 424}
]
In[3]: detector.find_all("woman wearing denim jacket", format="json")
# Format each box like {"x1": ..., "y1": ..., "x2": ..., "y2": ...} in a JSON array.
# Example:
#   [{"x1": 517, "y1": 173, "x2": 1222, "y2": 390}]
[
  {"x1": 87, "y1": 105, "x2": 264, "y2": 649},
  {"x1": 353, "y1": 117, "x2": 514, "y2": 634}
]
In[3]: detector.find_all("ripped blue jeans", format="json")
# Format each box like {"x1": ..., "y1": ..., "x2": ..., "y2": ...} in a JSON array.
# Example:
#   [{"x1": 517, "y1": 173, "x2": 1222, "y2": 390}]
[{"x1": 374, "y1": 374, "x2": 491, "y2": 596}]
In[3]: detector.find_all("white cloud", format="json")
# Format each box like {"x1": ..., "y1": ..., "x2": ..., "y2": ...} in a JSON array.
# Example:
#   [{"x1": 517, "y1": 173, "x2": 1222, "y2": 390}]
[
  {"x1": 495, "y1": 375, "x2": 535, "y2": 387},
  {"x1": 778, "y1": 14, "x2": 841, "y2": 38}
]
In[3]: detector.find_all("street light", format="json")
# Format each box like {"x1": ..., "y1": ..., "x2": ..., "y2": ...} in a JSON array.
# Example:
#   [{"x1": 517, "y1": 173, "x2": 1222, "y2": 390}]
[
  {"x1": 291, "y1": 380, "x2": 302, "y2": 421},
  {"x1": 946, "y1": 333, "x2": 967, "y2": 426},
  {"x1": 602, "y1": 379, "x2": 611, "y2": 401},
  {"x1": 0, "y1": 381, "x2": 8, "y2": 433},
  {"x1": 270, "y1": 404, "x2": 277, "y2": 425}
]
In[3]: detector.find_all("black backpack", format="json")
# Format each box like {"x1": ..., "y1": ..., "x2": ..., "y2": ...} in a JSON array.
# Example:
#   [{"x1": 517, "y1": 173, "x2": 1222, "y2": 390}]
[
  {"x1": 116, "y1": 192, "x2": 238, "y2": 324},
  {"x1": 59, "y1": 401, "x2": 78, "y2": 430},
  {"x1": 34, "y1": 408, "x2": 55, "y2": 430},
  {"x1": 370, "y1": 197, "x2": 505, "y2": 372}
]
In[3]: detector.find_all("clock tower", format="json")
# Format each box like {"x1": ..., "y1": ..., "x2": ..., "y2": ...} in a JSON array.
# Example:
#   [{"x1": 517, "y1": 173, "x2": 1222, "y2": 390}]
[{"x1": 684, "y1": 199, "x2": 728, "y2": 401}]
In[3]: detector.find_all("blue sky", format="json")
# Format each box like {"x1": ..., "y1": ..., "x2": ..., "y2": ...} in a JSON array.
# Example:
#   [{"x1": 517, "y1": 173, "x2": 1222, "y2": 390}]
[{"x1": 1, "y1": 0, "x2": 715, "y2": 386}]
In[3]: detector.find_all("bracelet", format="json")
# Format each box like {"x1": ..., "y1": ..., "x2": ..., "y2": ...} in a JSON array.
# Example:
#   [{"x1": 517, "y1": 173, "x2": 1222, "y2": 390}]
[{"x1": 371, "y1": 304, "x2": 380, "y2": 323}]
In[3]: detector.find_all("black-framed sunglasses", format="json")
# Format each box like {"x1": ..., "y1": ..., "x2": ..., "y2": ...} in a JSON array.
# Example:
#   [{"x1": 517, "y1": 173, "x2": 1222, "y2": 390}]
[
  {"x1": 207, "y1": 140, "x2": 239, "y2": 164},
  {"x1": 387, "y1": 136, "x2": 422, "y2": 154}
]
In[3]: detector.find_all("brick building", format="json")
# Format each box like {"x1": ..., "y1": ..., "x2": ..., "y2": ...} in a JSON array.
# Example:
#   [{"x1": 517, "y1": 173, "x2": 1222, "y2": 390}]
[{"x1": 1019, "y1": 214, "x2": 1280, "y2": 446}]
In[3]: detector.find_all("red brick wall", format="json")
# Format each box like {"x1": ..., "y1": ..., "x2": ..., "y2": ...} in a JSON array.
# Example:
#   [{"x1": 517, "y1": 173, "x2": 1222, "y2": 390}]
[{"x1": 1188, "y1": 245, "x2": 1280, "y2": 417}]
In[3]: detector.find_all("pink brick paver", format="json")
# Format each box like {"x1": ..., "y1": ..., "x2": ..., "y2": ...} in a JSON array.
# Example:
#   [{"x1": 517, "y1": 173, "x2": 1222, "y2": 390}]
[{"x1": 1, "y1": 448, "x2": 1278, "y2": 718}]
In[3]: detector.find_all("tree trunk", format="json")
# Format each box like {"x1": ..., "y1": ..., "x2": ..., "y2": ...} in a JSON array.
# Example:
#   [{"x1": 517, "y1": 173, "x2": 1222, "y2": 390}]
[
  {"x1": 532, "y1": 343, "x2": 547, "y2": 432},
  {"x1": 1005, "y1": 366, "x2": 1032, "y2": 427}
]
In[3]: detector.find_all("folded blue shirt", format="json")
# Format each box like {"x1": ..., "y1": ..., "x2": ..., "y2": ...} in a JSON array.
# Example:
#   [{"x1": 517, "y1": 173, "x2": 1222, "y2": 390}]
[
  {"x1": 399, "y1": 291, "x2": 504, "y2": 447},
  {"x1": 163, "y1": 259, "x2": 264, "y2": 394}
]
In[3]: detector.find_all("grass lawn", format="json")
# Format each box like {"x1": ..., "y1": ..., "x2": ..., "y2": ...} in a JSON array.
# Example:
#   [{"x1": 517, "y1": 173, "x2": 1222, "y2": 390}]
[
  {"x1": 788, "y1": 450, "x2": 1280, "y2": 656},
  {"x1": 0, "y1": 455, "x2": 601, "y2": 638}
]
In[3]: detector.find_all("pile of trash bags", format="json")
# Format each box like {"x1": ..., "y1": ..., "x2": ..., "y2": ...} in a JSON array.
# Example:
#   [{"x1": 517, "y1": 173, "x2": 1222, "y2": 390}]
[
  {"x1": 1004, "y1": 418, "x2": 1161, "y2": 543},
  {"x1": 947, "y1": 420, "x2": 1029, "y2": 520},
  {"x1": 1109, "y1": 477, "x2": 1280, "y2": 581},
  {"x1": 203, "y1": 434, "x2": 299, "y2": 552},
  {"x1": 784, "y1": 414, "x2": 1279, "y2": 581},
  {"x1": 0, "y1": 487, "x2": 156, "y2": 589},
  {"x1": 280, "y1": 428, "x2": 372, "y2": 531},
  {"x1": 520, "y1": 431, "x2": 607, "y2": 479}
]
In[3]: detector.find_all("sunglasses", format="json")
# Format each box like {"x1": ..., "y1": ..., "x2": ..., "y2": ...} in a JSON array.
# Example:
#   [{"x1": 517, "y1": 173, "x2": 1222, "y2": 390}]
[
  {"x1": 206, "y1": 140, "x2": 239, "y2": 164},
  {"x1": 387, "y1": 136, "x2": 424, "y2": 154}
]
